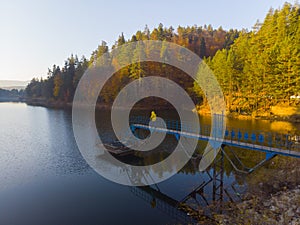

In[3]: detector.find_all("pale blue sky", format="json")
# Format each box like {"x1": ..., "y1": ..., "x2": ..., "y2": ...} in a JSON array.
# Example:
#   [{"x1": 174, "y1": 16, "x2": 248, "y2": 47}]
[{"x1": 0, "y1": 0, "x2": 294, "y2": 81}]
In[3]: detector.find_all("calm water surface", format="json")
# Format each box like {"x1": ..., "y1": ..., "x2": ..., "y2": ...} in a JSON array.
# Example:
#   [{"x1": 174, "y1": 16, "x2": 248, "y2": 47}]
[{"x1": 0, "y1": 103, "x2": 299, "y2": 224}]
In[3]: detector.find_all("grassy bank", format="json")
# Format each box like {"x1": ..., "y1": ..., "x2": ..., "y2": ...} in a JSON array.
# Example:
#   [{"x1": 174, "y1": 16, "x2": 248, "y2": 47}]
[{"x1": 196, "y1": 104, "x2": 300, "y2": 123}]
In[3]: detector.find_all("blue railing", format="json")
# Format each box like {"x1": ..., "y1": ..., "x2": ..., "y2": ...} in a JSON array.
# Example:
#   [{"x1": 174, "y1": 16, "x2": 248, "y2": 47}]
[
  {"x1": 130, "y1": 115, "x2": 300, "y2": 151},
  {"x1": 130, "y1": 115, "x2": 199, "y2": 133}
]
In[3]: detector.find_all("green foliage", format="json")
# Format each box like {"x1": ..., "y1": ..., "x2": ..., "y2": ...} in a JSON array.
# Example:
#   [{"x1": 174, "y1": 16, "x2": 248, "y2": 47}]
[
  {"x1": 26, "y1": 3, "x2": 300, "y2": 113},
  {"x1": 195, "y1": 2, "x2": 300, "y2": 114},
  {"x1": 25, "y1": 23, "x2": 237, "y2": 103},
  {"x1": 0, "y1": 88, "x2": 23, "y2": 99},
  {"x1": 25, "y1": 55, "x2": 90, "y2": 102}
]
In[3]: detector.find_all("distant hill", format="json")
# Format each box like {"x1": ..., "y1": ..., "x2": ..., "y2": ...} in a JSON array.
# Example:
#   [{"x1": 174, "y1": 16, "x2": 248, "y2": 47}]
[
  {"x1": 0, "y1": 80, "x2": 29, "y2": 90},
  {"x1": 0, "y1": 87, "x2": 24, "y2": 102}
]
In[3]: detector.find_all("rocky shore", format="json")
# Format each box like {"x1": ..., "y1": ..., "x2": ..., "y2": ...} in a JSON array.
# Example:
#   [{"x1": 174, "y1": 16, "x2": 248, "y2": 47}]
[
  {"x1": 215, "y1": 159, "x2": 300, "y2": 225},
  {"x1": 217, "y1": 187, "x2": 300, "y2": 225}
]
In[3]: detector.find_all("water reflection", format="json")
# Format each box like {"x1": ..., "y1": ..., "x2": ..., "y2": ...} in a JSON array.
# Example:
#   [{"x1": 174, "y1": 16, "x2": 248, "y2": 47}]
[
  {"x1": 128, "y1": 151, "x2": 246, "y2": 224},
  {"x1": 2, "y1": 103, "x2": 298, "y2": 224},
  {"x1": 0, "y1": 103, "x2": 88, "y2": 190},
  {"x1": 270, "y1": 121, "x2": 299, "y2": 134},
  {"x1": 78, "y1": 150, "x2": 238, "y2": 224}
]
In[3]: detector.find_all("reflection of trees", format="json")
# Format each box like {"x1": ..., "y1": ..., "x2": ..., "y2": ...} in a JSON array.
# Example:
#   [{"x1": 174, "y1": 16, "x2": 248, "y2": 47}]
[
  {"x1": 131, "y1": 185, "x2": 202, "y2": 224},
  {"x1": 130, "y1": 151, "x2": 246, "y2": 223},
  {"x1": 135, "y1": 135, "x2": 252, "y2": 187}
]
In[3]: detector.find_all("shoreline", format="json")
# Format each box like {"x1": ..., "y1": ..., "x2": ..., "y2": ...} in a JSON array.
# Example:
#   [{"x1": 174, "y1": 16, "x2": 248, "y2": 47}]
[
  {"x1": 22, "y1": 98, "x2": 300, "y2": 123},
  {"x1": 24, "y1": 98, "x2": 172, "y2": 111},
  {"x1": 216, "y1": 158, "x2": 300, "y2": 224},
  {"x1": 197, "y1": 105, "x2": 300, "y2": 123}
]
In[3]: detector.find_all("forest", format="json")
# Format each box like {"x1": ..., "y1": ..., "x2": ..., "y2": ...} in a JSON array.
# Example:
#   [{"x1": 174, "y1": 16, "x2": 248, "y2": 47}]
[
  {"x1": 0, "y1": 88, "x2": 24, "y2": 102},
  {"x1": 201, "y1": 2, "x2": 300, "y2": 115},
  {"x1": 25, "y1": 2, "x2": 300, "y2": 116}
]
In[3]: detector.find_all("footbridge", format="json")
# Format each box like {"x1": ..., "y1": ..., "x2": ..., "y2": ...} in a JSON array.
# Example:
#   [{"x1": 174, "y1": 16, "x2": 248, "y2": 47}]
[{"x1": 129, "y1": 115, "x2": 300, "y2": 173}]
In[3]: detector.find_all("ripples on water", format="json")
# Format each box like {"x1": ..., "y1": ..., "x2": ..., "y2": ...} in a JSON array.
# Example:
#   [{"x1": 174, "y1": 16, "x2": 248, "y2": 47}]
[
  {"x1": 0, "y1": 103, "x2": 88, "y2": 190},
  {"x1": 0, "y1": 103, "x2": 298, "y2": 224}
]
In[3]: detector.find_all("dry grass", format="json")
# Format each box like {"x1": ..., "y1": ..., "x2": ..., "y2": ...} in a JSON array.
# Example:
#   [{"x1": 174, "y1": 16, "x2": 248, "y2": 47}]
[
  {"x1": 271, "y1": 106, "x2": 300, "y2": 117},
  {"x1": 270, "y1": 121, "x2": 297, "y2": 133}
]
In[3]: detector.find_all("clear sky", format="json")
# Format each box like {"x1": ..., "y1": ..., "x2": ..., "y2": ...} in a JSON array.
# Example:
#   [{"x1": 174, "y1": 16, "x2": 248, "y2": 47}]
[{"x1": 0, "y1": 0, "x2": 294, "y2": 81}]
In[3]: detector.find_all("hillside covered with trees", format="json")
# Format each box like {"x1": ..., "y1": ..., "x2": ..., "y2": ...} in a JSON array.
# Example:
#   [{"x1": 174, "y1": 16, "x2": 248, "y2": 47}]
[
  {"x1": 197, "y1": 2, "x2": 300, "y2": 116},
  {"x1": 25, "y1": 23, "x2": 239, "y2": 104},
  {"x1": 0, "y1": 88, "x2": 24, "y2": 102},
  {"x1": 25, "y1": 2, "x2": 300, "y2": 117}
]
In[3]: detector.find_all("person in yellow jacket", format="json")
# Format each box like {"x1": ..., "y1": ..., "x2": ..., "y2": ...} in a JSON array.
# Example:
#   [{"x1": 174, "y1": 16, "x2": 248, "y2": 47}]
[{"x1": 150, "y1": 111, "x2": 157, "y2": 121}]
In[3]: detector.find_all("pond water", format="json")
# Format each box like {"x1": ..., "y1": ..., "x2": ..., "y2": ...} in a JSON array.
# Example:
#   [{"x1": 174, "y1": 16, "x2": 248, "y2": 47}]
[{"x1": 0, "y1": 102, "x2": 299, "y2": 224}]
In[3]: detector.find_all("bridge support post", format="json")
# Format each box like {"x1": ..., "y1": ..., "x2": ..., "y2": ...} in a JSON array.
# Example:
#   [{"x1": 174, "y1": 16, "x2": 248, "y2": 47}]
[
  {"x1": 178, "y1": 150, "x2": 227, "y2": 215},
  {"x1": 266, "y1": 152, "x2": 276, "y2": 161},
  {"x1": 247, "y1": 152, "x2": 277, "y2": 173},
  {"x1": 212, "y1": 149, "x2": 224, "y2": 212},
  {"x1": 130, "y1": 125, "x2": 138, "y2": 139},
  {"x1": 130, "y1": 125, "x2": 136, "y2": 133}
]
